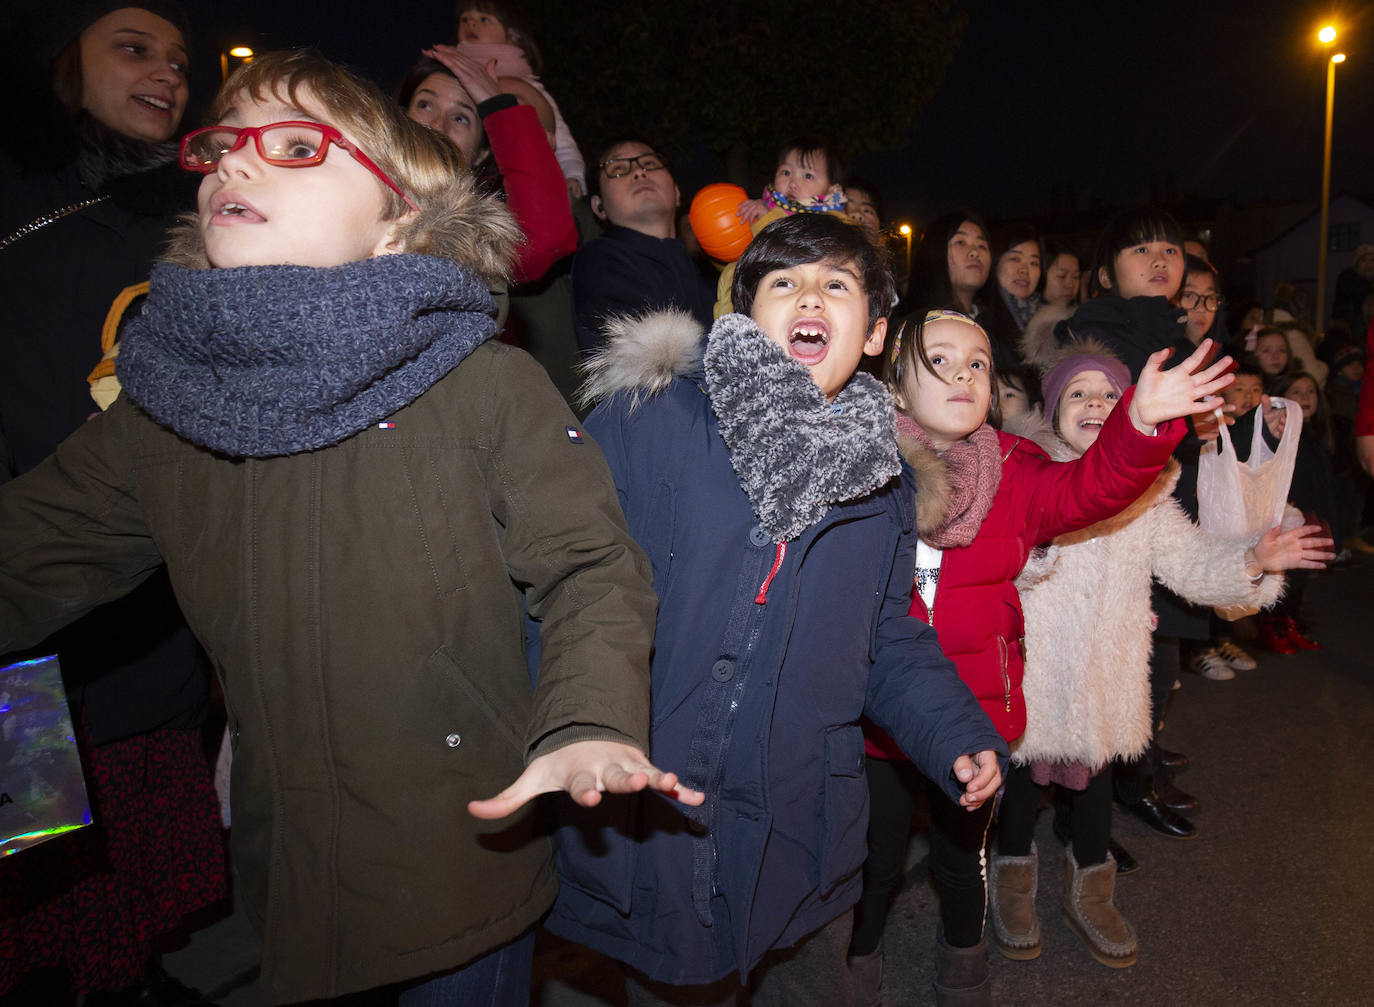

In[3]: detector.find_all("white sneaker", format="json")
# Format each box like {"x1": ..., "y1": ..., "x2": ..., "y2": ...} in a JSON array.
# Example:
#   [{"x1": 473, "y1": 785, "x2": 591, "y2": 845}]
[
  {"x1": 1216, "y1": 641, "x2": 1258, "y2": 671},
  {"x1": 1190, "y1": 648, "x2": 1236, "y2": 681}
]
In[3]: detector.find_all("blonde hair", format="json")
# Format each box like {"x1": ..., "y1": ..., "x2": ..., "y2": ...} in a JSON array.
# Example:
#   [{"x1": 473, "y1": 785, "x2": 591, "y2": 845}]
[{"x1": 164, "y1": 49, "x2": 519, "y2": 282}]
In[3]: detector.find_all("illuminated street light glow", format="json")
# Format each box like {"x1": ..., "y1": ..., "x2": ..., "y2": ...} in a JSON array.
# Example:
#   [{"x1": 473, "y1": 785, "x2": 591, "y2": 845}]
[
  {"x1": 1318, "y1": 25, "x2": 1336, "y2": 44},
  {"x1": 1332, "y1": 52, "x2": 1346, "y2": 63},
  {"x1": 899, "y1": 224, "x2": 911, "y2": 236},
  {"x1": 229, "y1": 46, "x2": 254, "y2": 57}
]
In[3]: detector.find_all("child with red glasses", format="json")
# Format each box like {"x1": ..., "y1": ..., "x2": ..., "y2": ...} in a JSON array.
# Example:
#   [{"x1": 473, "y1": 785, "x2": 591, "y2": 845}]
[{"x1": 0, "y1": 49, "x2": 700, "y2": 1006}]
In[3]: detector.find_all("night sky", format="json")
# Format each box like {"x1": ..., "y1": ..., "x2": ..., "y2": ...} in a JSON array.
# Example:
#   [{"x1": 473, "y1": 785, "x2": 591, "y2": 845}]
[{"x1": 179, "y1": 0, "x2": 1374, "y2": 226}]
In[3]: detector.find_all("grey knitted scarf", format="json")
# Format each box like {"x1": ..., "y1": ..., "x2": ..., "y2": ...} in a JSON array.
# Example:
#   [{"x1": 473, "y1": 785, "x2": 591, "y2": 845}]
[
  {"x1": 704, "y1": 313, "x2": 901, "y2": 542},
  {"x1": 117, "y1": 254, "x2": 498, "y2": 457}
]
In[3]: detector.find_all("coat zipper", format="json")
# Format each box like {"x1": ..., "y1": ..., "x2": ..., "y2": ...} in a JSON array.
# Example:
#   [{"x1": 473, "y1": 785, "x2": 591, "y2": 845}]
[
  {"x1": 999, "y1": 636, "x2": 1011, "y2": 712},
  {"x1": 754, "y1": 542, "x2": 787, "y2": 604}
]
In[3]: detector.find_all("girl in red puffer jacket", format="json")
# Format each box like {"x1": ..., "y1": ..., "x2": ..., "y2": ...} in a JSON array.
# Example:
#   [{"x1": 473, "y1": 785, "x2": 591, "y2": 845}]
[{"x1": 848, "y1": 308, "x2": 1233, "y2": 1005}]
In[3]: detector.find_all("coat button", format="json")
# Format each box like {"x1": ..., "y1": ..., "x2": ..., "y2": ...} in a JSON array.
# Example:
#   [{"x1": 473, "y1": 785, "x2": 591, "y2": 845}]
[
  {"x1": 446, "y1": 732, "x2": 462, "y2": 748},
  {"x1": 688, "y1": 816, "x2": 708, "y2": 835},
  {"x1": 748, "y1": 525, "x2": 770, "y2": 547},
  {"x1": 711, "y1": 659, "x2": 734, "y2": 682}
]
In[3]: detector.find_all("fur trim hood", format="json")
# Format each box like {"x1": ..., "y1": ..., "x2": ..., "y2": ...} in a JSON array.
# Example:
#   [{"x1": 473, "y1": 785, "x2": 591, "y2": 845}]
[{"x1": 577, "y1": 309, "x2": 704, "y2": 410}]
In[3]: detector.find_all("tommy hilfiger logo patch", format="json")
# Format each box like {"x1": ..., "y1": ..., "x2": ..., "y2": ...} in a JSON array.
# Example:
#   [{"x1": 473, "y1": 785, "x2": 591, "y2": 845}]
[
  {"x1": 377, "y1": 421, "x2": 397, "y2": 430},
  {"x1": 566, "y1": 426, "x2": 584, "y2": 443}
]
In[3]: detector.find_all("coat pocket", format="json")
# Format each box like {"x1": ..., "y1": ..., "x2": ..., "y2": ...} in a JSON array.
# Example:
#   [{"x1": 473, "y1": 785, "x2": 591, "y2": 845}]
[
  {"x1": 819, "y1": 724, "x2": 868, "y2": 896},
  {"x1": 554, "y1": 791, "x2": 642, "y2": 915}
]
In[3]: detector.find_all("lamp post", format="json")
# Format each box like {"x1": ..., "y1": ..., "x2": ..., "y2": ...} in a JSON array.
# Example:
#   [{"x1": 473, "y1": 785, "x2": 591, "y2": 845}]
[{"x1": 1315, "y1": 26, "x2": 1344, "y2": 333}]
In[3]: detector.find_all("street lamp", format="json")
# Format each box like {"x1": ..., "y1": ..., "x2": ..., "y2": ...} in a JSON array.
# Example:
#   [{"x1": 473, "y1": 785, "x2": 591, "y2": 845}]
[
  {"x1": 220, "y1": 45, "x2": 255, "y2": 81},
  {"x1": 1315, "y1": 26, "x2": 1343, "y2": 332}
]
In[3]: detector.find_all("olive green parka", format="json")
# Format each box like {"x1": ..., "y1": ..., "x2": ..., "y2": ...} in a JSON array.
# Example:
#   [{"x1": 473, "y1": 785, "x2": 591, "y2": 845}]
[{"x1": 0, "y1": 341, "x2": 655, "y2": 1002}]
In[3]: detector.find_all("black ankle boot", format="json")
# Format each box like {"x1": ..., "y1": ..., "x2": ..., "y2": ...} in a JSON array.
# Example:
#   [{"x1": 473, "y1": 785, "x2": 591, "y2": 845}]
[
  {"x1": 1156, "y1": 774, "x2": 1199, "y2": 814},
  {"x1": 1127, "y1": 788, "x2": 1197, "y2": 839}
]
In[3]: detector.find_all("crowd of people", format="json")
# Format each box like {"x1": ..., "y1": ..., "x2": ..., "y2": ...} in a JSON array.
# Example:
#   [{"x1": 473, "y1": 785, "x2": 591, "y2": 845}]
[{"x1": 2, "y1": 3, "x2": 1372, "y2": 1007}]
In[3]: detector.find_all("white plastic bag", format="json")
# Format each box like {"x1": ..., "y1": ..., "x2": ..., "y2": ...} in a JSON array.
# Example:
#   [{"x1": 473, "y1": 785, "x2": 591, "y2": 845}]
[{"x1": 1197, "y1": 396, "x2": 1302, "y2": 540}]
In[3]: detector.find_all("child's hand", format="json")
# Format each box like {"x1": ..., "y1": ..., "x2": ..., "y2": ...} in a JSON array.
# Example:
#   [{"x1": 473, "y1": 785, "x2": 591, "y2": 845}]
[
  {"x1": 1252, "y1": 524, "x2": 1335, "y2": 572},
  {"x1": 1128, "y1": 338, "x2": 1234, "y2": 433},
  {"x1": 566, "y1": 178, "x2": 585, "y2": 201},
  {"x1": 467, "y1": 739, "x2": 705, "y2": 819},
  {"x1": 736, "y1": 198, "x2": 768, "y2": 224},
  {"x1": 953, "y1": 750, "x2": 1001, "y2": 810},
  {"x1": 1261, "y1": 395, "x2": 1287, "y2": 440},
  {"x1": 423, "y1": 44, "x2": 501, "y2": 103}
]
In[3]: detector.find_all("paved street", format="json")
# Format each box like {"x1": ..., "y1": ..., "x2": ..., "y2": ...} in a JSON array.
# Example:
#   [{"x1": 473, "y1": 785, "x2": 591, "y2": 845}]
[{"x1": 148, "y1": 550, "x2": 1374, "y2": 1006}]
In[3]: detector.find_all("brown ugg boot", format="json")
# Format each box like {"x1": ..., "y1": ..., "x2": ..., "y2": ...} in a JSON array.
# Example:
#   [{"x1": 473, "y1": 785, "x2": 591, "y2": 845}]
[
  {"x1": 988, "y1": 843, "x2": 1041, "y2": 960},
  {"x1": 932, "y1": 927, "x2": 991, "y2": 1006},
  {"x1": 1062, "y1": 849, "x2": 1138, "y2": 968},
  {"x1": 847, "y1": 947, "x2": 885, "y2": 1007}
]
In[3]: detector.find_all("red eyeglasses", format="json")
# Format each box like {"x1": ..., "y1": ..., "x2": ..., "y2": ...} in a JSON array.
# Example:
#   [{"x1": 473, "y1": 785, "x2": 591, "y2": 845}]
[{"x1": 179, "y1": 120, "x2": 419, "y2": 211}]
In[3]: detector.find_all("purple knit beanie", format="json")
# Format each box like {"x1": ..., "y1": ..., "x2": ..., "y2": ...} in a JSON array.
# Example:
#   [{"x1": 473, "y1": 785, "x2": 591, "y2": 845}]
[{"x1": 1043, "y1": 352, "x2": 1132, "y2": 427}]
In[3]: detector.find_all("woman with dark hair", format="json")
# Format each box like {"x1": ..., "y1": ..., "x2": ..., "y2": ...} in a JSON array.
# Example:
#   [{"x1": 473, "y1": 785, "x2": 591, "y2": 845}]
[
  {"x1": 902, "y1": 210, "x2": 991, "y2": 318},
  {"x1": 980, "y1": 221, "x2": 1044, "y2": 369},
  {"x1": 0, "y1": 3, "x2": 225, "y2": 1002},
  {"x1": 398, "y1": 48, "x2": 576, "y2": 284}
]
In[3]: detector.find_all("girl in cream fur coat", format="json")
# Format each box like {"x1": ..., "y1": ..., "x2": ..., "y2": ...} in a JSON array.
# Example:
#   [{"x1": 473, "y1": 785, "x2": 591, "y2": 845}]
[{"x1": 989, "y1": 341, "x2": 1332, "y2": 971}]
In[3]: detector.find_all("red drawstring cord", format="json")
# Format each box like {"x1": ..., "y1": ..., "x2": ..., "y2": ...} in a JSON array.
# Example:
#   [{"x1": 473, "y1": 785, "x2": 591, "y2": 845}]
[{"x1": 754, "y1": 542, "x2": 787, "y2": 604}]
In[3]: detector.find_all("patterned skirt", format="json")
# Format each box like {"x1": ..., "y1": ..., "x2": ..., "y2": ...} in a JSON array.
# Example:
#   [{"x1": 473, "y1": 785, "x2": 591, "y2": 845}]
[{"x1": 0, "y1": 725, "x2": 228, "y2": 993}]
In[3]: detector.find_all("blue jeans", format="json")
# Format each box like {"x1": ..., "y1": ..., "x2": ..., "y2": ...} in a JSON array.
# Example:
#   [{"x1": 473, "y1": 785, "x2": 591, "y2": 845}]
[{"x1": 398, "y1": 930, "x2": 535, "y2": 1007}]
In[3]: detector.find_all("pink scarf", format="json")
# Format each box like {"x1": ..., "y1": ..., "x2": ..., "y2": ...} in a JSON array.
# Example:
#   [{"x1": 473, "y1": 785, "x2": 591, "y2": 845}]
[{"x1": 896, "y1": 413, "x2": 1002, "y2": 548}]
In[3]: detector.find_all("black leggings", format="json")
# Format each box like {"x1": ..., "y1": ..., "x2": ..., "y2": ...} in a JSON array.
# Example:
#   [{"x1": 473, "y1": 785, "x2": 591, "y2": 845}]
[
  {"x1": 997, "y1": 762, "x2": 1112, "y2": 866},
  {"x1": 850, "y1": 757, "x2": 994, "y2": 955}
]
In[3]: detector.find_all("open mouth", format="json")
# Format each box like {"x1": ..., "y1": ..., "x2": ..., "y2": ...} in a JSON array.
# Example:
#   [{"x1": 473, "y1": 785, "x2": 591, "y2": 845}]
[
  {"x1": 133, "y1": 94, "x2": 173, "y2": 114},
  {"x1": 211, "y1": 194, "x2": 266, "y2": 223},
  {"x1": 788, "y1": 322, "x2": 829, "y2": 364},
  {"x1": 1078, "y1": 418, "x2": 1104, "y2": 430}
]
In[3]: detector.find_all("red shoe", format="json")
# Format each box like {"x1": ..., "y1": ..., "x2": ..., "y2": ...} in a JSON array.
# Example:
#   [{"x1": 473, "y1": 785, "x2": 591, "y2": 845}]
[
  {"x1": 1258, "y1": 616, "x2": 1298, "y2": 654},
  {"x1": 1280, "y1": 615, "x2": 1321, "y2": 651}
]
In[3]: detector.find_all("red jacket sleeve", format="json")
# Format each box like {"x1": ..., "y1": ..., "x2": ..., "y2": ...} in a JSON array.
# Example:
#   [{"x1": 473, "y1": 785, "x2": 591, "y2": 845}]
[
  {"x1": 482, "y1": 102, "x2": 578, "y2": 284},
  {"x1": 1011, "y1": 385, "x2": 1185, "y2": 543},
  {"x1": 1357, "y1": 318, "x2": 1374, "y2": 438}
]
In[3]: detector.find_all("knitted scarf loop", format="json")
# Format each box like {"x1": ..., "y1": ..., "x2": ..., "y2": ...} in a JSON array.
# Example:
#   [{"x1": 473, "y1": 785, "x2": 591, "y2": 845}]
[
  {"x1": 999, "y1": 286, "x2": 1040, "y2": 333},
  {"x1": 117, "y1": 254, "x2": 498, "y2": 458},
  {"x1": 704, "y1": 313, "x2": 900, "y2": 543},
  {"x1": 896, "y1": 412, "x2": 1002, "y2": 548}
]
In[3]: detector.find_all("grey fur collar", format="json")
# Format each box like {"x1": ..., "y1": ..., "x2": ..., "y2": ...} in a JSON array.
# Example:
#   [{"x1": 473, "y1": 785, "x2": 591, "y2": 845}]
[{"x1": 704, "y1": 313, "x2": 900, "y2": 542}]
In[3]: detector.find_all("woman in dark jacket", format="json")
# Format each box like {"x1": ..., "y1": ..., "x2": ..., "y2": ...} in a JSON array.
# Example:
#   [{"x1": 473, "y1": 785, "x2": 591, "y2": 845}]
[{"x1": 0, "y1": 3, "x2": 224, "y2": 1001}]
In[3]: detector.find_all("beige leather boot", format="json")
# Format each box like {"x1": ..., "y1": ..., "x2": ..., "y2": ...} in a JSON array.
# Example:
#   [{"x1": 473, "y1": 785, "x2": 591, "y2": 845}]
[
  {"x1": 988, "y1": 843, "x2": 1041, "y2": 960},
  {"x1": 847, "y1": 947, "x2": 885, "y2": 1007},
  {"x1": 1062, "y1": 849, "x2": 1138, "y2": 968}
]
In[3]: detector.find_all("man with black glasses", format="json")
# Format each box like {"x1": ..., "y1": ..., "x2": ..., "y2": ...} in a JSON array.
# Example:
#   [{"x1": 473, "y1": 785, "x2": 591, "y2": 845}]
[{"x1": 572, "y1": 138, "x2": 714, "y2": 353}]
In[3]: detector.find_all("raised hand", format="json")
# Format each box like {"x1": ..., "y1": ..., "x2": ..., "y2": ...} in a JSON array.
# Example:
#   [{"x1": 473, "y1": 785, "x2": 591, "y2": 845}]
[
  {"x1": 423, "y1": 44, "x2": 501, "y2": 103},
  {"x1": 1129, "y1": 338, "x2": 1235, "y2": 432},
  {"x1": 468, "y1": 739, "x2": 705, "y2": 820},
  {"x1": 1253, "y1": 524, "x2": 1335, "y2": 572},
  {"x1": 953, "y1": 750, "x2": 1001, "y2": 810}
]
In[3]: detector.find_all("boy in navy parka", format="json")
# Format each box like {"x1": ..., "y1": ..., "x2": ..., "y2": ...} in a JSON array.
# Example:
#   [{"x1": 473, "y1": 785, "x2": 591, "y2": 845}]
[{"x1": 547, "y1": 214, "x2": 1008, "y2": 1003}]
